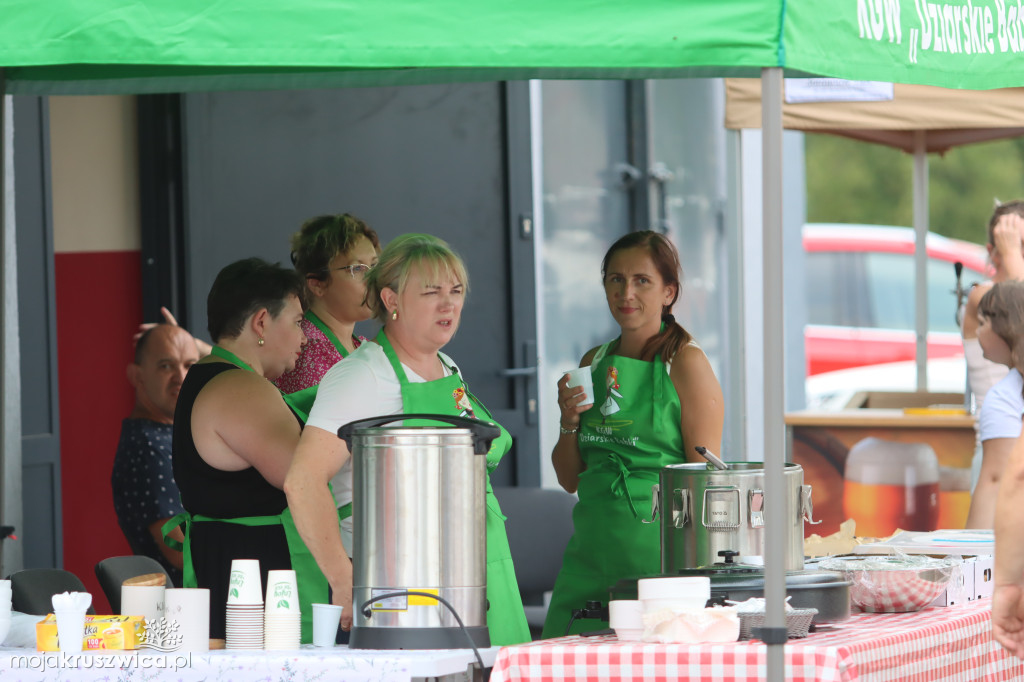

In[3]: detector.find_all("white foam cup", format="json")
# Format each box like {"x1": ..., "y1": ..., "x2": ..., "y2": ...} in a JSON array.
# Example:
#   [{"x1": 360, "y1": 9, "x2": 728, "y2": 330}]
[
  {"x1": 563, "y1": 368, "x2": 595, "y2": 408},
  {"x1": 264, "y1": 570, "x2": 300, "y2": 614},
  {"x1": 121, "y1": 584, "x2": 165, "y2": 621},
  {"x1": 312, "y1": 603, "x2": 343, "y2": 647},
  {"x1": 164, "y1": 588, "x2": 210, "y2": 652},
  {"x1": 228, "y1": 559, "x2": 263, "y2": 604},
  {"x1": 54, "y1": 609, "x2": 86, "y2": 652}
]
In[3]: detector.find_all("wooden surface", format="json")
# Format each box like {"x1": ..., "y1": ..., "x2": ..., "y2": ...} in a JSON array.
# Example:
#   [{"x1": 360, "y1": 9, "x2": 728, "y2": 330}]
[{"x1": 785, "y1": 409, "x2": 975, "y2": 429}]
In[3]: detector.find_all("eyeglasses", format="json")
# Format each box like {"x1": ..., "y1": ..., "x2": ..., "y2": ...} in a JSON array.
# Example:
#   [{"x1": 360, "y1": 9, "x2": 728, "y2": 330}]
[{"x1": 333, "y1": 263, "x2": 373, "y2": 280}]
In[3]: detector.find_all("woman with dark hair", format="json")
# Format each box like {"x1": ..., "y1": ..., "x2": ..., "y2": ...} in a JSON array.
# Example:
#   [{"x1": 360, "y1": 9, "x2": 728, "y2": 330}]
[
  {"x1": 964, "y1": 281, "x2": 1024, "y2": 528},
  {"x1": 166, "y1": 258, "x2": 325, "y2": 643},
  {"x1": 541, "y1": 230, "x2": 724, "y2": 637},
  {"x1": 274, "y1": 213, "x2": 381, "y2": 418},
  {"x1": 285, "y1": 234, "x2": 529, "y2": 643}
]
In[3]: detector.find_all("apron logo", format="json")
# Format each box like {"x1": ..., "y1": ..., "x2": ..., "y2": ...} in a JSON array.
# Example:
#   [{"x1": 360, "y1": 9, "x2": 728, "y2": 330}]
[
  {"x1": 601, "y1": 366, "x2": 623, "y2": 417},
  {"x1": 453, "y1": 387, "x2": 475, "y2": 418}
]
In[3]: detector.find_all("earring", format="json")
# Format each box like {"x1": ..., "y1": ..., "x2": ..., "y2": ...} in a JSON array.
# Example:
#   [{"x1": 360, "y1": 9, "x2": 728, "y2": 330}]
[
  {"x1": 391, "y1": 309, "x2": 399, "y2": 321},
  {"x1": 258, "y1": 337, "x2": 265, "y2": 346}
]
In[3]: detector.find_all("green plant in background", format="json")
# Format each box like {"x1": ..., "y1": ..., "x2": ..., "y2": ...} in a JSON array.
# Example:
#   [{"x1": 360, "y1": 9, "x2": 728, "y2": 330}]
[{"x1": 805, "y1": 134, "x2": 1024, "y2": 245}]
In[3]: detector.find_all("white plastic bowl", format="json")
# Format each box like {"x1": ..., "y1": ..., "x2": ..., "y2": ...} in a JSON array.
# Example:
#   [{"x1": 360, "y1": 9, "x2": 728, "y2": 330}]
[
  {"x1": 608, "y1": 600, "x2": 643, "y2": 629},
  {"x1": 637, "y1": 577, "x2": 710, "y2": 602},
  {"x1": 614, "y1": 627, "x2": 643, "y2": 642},
  {"x1": 641, "y1": 596, "x2": 708, "y2": 613}
]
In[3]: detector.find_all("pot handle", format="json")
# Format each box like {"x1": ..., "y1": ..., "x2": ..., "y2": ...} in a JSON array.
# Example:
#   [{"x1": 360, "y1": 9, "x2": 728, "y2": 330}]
[
  {"x1": 642, "y1": 484, "x2": 660, "y2": 524},
  {"x1": 337, "y1": 413, "x2": 501, "y2": 455},
  {"x1": 801, "y1": 484, "x2": 821, "y2": 525}
]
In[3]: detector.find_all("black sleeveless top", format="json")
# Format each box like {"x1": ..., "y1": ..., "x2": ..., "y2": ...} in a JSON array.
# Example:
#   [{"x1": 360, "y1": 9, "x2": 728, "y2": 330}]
[
  {"x1": 172, "y1": 362, "x2": 288, "y2": 518},
  {"x1": 171, "y1": 361, "x2": 296, "y2": 638}
]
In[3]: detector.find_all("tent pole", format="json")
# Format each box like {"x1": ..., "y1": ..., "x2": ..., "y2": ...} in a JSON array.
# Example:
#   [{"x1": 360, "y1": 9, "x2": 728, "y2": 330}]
[
  {"x1": 761, "y1": 66, "x2": 786, "y2": 682},
  {"x1": 913, "y1": 131, "x2": 929, "y2": 392}
]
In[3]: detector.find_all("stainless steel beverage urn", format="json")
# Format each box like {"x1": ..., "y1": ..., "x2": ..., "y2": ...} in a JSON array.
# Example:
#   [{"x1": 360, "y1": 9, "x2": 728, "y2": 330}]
[
  {"x1": 338, "y1": 414, "x2": 499, "y2": 650},
  {"x1": 653, "y1": 462, "x2": 816, "y2": 572}
]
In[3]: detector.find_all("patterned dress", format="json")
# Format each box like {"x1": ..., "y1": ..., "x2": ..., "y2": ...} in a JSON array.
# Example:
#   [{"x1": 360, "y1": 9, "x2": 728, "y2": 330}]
[{"x1": 273, "y1": 315, "x2": 362, "y2": 393}]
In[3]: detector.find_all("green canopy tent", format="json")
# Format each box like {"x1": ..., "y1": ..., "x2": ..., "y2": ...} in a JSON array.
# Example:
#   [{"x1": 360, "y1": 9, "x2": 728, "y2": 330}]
[{"x1": 2, "y1": 2, "x2": 1021, "y2": 673}]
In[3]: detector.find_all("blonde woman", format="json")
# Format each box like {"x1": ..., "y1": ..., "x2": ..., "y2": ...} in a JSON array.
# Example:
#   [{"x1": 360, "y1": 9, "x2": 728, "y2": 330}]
[{"x1": 284, "y1": 234, "x2": 529, "y2": 644}]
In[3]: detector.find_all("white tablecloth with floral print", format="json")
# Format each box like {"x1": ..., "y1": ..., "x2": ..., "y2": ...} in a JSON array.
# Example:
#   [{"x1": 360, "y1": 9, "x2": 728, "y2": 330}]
[{"x1": 0, "y1": 644, "x2": 499, "y2": 681}]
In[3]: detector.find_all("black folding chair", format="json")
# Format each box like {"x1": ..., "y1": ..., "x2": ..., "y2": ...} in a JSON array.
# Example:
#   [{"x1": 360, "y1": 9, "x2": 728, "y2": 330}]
[
  {"x1": 492, "y1": 486, "x2": 577, "y2": 639},
  {"x1": 8, "y1": 568, "x2": 95, "y2": 615}
]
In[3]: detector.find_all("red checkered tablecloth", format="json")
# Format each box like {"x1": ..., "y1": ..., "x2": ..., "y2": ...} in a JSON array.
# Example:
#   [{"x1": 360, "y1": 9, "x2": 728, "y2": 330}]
[{"x1": 491, "y1": 599, "x2": 1024, "y2": 682}]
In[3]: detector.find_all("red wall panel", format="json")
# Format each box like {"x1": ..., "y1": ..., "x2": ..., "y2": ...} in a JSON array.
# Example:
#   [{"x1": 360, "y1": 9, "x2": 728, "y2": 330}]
[{"x1": 54, "y1": 250, "x2": 140, "y2": 612}]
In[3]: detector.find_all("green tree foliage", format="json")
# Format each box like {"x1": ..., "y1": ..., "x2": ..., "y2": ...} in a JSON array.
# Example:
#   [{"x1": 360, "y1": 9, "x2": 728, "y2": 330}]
[{"x1": 806, "y1": 133, "x2": 1024, "y2": 246}]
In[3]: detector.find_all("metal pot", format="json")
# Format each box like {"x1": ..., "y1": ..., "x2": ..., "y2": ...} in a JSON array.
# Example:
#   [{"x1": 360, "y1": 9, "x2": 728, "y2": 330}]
[
  {"x1": 652, "y1": 462, "x2": 816, "y2": 572},
  {"x1": 338, "y1": 414, "x2": 499, "y2": 650}
]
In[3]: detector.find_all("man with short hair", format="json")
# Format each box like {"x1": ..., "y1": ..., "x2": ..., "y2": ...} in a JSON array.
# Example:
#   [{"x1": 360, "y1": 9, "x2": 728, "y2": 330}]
[{"x1": 111, "y1": 323, "x2": 200, "y2": 585}]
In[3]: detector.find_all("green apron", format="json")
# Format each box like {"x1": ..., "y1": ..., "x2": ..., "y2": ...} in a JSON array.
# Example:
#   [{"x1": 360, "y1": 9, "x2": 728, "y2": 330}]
[
  {"x1": 281, "y1": 310, "x2": 354, "y2": 421},
  {"x1": 164, "y1": 346, "x2": 329, "y2": 644},
  {"x1": 541, "y1": 340, "x2": 684, "y2": 638},
  {"x1": 377, "y1": 331, "x2": 531, "y2": 646}
]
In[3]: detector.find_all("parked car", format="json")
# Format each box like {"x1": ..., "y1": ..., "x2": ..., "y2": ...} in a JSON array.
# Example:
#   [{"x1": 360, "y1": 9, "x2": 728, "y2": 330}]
[
  {"x1": 805, "y1": 356, "x2": 966, "y2": 411},
  {"x1": 804, "y1": 224, "x2": 990, "y2": 376}
]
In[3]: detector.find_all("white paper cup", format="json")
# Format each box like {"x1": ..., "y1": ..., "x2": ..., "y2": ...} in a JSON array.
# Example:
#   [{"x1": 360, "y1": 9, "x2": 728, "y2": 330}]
[
  {"x1": 264, "y1": 570, "x2": 300, "y2": 614},
  {"x1": 563, "y1": 368, "x2": 594, "y2": 408},
  {"x1": 228, "y1": 559, "x2": 263, "y2": 604},
  {"x1": 54, "y1": 609, "x2": 86, "y2": 652},
  {"x1": 121, "y1": 584, "x2": 165, "y2": 620},
  {"x1": 312, "y1": 604, "x2": 343, "y2": 647},
  {"x1": 164, "y1": 588, "x2": 210, "y2": 652}
]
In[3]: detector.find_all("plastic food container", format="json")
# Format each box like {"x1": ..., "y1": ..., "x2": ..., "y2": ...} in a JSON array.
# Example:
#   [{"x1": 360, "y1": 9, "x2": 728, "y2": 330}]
[{"x1": 817, "y1": 555, "x2": 957, "y2": 613}]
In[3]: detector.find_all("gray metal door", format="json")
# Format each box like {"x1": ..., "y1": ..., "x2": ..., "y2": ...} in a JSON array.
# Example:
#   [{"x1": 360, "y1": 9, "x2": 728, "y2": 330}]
[
  {"x1": 178, "y1": 83, "x2": 539, "y2": 485},
  {"x1": 13, "y1": 96, "x2": 62, "y2": 570}
]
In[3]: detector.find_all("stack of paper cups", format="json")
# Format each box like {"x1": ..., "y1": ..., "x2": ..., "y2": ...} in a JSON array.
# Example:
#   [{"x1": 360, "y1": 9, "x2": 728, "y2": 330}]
[
  {"x1": 0, "y1": 580, "x2": 11, "y2": 645},
  {"x1": 264, "y1": 570, "x2": 300, "y2": 650},
  {"x1": 225, "y1": 559, "x2": 264, "y2": 649},
  {"x1": 164, "y1": 588, "x2": 210, "y2": 652}
]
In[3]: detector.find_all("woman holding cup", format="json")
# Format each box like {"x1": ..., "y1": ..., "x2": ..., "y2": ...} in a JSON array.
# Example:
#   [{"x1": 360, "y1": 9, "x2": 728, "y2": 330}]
[
  {"x1": 542, "y1": 230, "x2": 724, "y2": 638},
  {"x1": 285, "y1": 233, "x2": 530, "y2": 644}
]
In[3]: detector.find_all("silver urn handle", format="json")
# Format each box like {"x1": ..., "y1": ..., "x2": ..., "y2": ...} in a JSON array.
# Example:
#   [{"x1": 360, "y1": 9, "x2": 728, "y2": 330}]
[
  {"x1": 642, "y1": 483, "x2": 660, "y2": 524},
  {"x1": 801, "y1": 484, "x2": 821, "y2": 525},
  {"x1": 673, "y1": 488, "x2": 690, "y2": 528},
  {"x1": 749, "y1": 489, "x2": 764, "y2": 528}
]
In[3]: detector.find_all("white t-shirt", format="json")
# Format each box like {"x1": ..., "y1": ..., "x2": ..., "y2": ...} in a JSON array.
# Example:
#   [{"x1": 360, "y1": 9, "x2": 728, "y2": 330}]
[
  {"x1": 978, "y1": 368, "x2": 1024, "y2": 443},
  {"x1": 305, "y1": 341, "x2": 458, "y2": 550}
]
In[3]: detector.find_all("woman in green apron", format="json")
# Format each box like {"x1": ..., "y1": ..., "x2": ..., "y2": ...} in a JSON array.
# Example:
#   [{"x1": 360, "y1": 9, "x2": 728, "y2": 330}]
[
  {"x1": 274, "y1": 214, "x2": 381, "y2": 420},
  {"x1": 271, "y1": 215, "x2": 381, "y2": 564},
  {"x1": 168, "y1": 258, "x2": 328, "y2": 644},
  {"x1": 542, "y1": 231, "x2": 725, "y2": 638},
  {"x1": 285, "y1": 234, "x2": 530, "y2": 644}
]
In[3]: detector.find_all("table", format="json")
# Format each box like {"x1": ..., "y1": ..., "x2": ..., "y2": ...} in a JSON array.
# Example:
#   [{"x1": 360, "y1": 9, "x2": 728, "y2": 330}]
[
  {"x1": 491, "y1": 599, "x2": 1024, "y2": 682},
  {"x1": 0, "y1": 644, "x2": 499, "y2": 682}
]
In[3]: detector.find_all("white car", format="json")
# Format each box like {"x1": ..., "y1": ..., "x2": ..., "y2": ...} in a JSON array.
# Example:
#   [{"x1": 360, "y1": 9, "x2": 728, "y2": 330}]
[{"x1": 805, "y1": 356, "x2": 967, "y2": 411}]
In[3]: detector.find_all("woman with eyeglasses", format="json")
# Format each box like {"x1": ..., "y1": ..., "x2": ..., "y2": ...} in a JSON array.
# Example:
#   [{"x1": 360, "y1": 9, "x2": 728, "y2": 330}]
[{"x1": 273, "y1": 214, "x2": 381, "y2": 419}]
